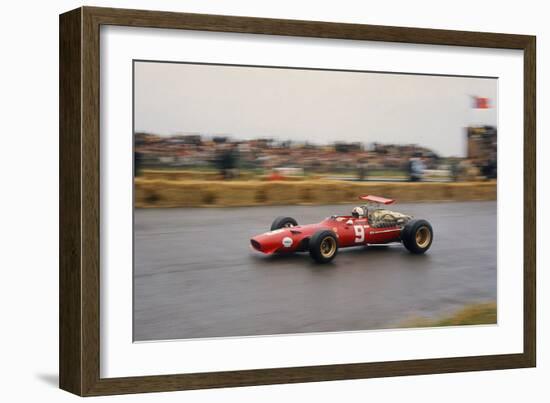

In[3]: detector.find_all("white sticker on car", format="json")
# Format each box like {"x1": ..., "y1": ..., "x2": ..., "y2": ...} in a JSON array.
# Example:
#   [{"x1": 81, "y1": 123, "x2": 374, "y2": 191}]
[{"x1": 282, "y1": 237, "x2": 293, "y2": 247}]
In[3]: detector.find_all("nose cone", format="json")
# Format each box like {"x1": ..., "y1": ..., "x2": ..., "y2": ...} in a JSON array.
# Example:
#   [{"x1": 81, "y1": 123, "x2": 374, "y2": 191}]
[
  {"x1": 250, "y1": 229, "x2": 293, "y2": 254},
  {"x1": 250, "y1": 233, "x2": 278, "y2": 254},
  {"x1": 250, "y1": 237, "x2": 263, "y2": 252}
]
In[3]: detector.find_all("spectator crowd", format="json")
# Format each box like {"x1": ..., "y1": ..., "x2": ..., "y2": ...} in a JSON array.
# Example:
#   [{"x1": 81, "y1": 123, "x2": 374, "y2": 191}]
[{"x1": 135, "y1": 128, "x2": 497, "y2": 182}]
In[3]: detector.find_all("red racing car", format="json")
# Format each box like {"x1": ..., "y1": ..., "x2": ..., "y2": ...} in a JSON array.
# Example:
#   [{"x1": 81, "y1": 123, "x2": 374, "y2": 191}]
[{"x1": 250, "y1": 195, "x2": 433, "y2": 263}]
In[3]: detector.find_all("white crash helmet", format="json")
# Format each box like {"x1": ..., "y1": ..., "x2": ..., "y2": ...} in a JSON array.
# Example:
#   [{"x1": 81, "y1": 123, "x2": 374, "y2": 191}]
[{"x1": 352, "y1": 206, "x2": 365, "y2": 218}]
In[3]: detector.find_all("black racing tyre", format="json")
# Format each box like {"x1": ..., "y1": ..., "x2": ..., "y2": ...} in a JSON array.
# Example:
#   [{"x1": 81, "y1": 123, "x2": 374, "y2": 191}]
[
  {"x1": 270, "y1": 216, "x2": 298, "y2": 231},
  {"x1": 401, "y1": 219, "x2": 433, "y2": 254},
  {"x1": 309, "y1": 230, "x2": 339, "y2": 263}
]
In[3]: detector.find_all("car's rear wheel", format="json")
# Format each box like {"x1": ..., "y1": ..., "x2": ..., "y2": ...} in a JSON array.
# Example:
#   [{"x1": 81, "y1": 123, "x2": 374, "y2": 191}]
[
  {"x1": 270, "y1": 216, "x2": 298, "y2": 231},
  {"x1": 309, "y1": 230, "x2": 338, "y2": 263},
  {"x1": 401, "y1": 219, "x2": 433, "y2": 254}
]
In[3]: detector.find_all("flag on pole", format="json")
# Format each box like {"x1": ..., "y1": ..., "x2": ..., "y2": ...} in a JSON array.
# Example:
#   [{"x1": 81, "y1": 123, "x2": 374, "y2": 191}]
[{"x1": 472, "y1": 96, "x2": 490, "y2": 109}]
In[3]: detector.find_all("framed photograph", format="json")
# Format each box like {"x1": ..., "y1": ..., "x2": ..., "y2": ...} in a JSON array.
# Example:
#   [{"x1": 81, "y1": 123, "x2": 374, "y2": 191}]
[{"x1": 59, "y1": 6, "x2": 536, "y2": 396}]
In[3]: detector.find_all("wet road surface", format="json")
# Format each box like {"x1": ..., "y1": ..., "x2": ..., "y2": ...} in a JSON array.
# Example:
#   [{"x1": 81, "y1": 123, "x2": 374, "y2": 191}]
[{"x1": 134, "y1": 202, "x2": 496, "y2": 341}]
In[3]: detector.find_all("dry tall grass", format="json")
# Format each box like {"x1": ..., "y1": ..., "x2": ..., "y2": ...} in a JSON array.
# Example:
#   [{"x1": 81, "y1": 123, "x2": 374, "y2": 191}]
[{"x1": 134, "y1": 179, "x2": 496, "y2": 208}]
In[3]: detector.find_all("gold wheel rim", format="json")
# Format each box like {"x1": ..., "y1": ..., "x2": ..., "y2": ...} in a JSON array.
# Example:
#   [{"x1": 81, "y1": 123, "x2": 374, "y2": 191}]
[
  {"x1": 320, "y1": 236, "x2": 336, "y2": 258},
  {"x1": 415, "y1": 226, "x2": 431, "y2": 248}
]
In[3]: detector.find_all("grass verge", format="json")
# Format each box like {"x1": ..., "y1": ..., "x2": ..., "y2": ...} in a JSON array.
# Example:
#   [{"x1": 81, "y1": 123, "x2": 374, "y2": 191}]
[{"x1": 402, "y1": 302, "x2": 497, "y2": 328}]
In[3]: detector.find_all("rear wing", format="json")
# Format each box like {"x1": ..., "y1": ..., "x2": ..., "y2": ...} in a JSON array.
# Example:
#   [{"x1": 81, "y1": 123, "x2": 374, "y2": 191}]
[{"x1": 359, "y1": 195, "x2": 395, "y2": 205}]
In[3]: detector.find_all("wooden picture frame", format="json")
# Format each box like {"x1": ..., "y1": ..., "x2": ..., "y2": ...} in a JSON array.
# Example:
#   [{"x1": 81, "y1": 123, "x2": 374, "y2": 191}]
[{"x1": 59, "y1": 6, "x2": 536, "y2": 396}]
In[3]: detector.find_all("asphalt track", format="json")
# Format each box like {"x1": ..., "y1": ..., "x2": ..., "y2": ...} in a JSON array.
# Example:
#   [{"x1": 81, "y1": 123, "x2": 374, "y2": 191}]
[{"x1": 134, "y1": 202, "x2": 496, "y2": 341}]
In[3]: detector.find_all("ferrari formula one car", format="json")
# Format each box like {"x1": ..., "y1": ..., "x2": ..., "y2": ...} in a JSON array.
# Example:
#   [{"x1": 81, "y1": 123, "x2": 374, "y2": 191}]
[{"x1": 250, "y1": 195, "x2": 433, "y2": 263}]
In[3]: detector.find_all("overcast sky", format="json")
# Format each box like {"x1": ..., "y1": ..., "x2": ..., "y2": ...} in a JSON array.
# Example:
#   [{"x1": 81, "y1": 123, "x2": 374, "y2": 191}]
[{"x1": 134, "y1": 61, "x2": 497, "y2": 157}]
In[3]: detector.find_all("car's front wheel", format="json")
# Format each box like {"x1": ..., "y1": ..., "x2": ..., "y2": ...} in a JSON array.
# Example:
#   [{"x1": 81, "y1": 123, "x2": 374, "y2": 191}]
[
  {"x1": 401, "y1": 219, "x2": 433, "y2": 254},
  {"x1": 309, "y1": 230, "x2": 339, "y2": 263},
  {"x1": 270, "y1": 216, "x2": 298, "y2": 231}
]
